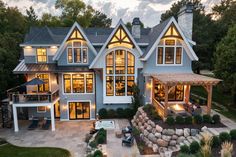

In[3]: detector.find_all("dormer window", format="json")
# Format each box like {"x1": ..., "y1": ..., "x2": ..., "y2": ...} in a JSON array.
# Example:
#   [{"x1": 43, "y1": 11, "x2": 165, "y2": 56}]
[
  {"x1": 36, "y1": 48, "x2": 47, "y2": 63},
  {"x1": 67, "y1": 41, "x2": 88, "y2": 64}
]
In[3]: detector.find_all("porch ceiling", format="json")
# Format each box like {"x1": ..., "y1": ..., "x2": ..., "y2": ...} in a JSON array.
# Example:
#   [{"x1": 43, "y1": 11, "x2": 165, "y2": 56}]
[{"x1": 150, "y1": 73, "x2": 221, "y2": 86}]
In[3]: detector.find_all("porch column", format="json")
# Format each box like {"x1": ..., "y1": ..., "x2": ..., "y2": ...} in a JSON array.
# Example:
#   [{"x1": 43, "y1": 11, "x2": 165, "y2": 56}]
[
  {"x1": 185, "y1": 85, "x2": 191, "y2": 103},
  {"x1": 13, "y1": 105, "x2": 19, "y2": 132},
  {"x1": 207, "y1": 85, "x2": 213, "y2": 115},
  {"x1": 164, "y1": 84, "x2": 168, "y2": 117},
  {"x1": 50, "y1": 104, "x2": 55, "y2": 131}
]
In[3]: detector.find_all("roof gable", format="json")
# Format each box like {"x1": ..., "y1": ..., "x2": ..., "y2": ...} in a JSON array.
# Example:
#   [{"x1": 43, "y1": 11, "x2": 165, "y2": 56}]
[
  {"x1": 89, "y1": 19, "x2": 143, "y2": 69},
  {"x1": 141, "y1": 17, "x2": 198, "y2": 61},
  {"x1": 53, "y1": 22, "x2": 97, "y2": 61}
]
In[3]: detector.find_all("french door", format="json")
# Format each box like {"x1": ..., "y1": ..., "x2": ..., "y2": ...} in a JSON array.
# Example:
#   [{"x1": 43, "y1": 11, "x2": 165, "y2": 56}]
[{"x1": 69, "y1": 102, "x2": 90, "y2": 120}]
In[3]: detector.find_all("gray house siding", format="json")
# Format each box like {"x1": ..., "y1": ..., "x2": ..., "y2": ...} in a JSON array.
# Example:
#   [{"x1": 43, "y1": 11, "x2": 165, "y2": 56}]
[
  {"x1": 58, "y1": 74, "x2": 96, "y2": 120},
  {"x1": 24, "y1": 56, "x2": 55, "y2": 63},
  {"x1": 28, "y1": 107, "x2": 51, "y2": 119},
  {"x1": 142, "y1": 48, "x2": 192, "y2": 74}
]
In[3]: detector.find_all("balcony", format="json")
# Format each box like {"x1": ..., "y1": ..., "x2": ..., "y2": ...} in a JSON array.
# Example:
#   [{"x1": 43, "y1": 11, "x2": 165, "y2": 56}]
[{"x1": 11, "y1": 89, "x2": 59, "y2": 104}]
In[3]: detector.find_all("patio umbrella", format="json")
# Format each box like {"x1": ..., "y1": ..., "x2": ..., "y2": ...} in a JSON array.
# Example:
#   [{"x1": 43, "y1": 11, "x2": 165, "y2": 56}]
[{"x1": 21, "y1": 78, "x2": 45, "y2": 86}]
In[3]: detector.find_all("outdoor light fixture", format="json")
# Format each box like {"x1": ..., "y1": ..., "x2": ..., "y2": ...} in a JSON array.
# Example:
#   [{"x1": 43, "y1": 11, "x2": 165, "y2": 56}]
[
  {"x1": 50, "y1": 46, "x2": 58, "y2": 49},
  {"x1": 25, "y1": 46, "x2": 32, "y2": 49}
]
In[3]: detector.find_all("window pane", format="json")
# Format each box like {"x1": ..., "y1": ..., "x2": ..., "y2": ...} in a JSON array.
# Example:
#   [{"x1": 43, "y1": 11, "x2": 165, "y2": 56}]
[
  {"x1": 157, "y1": 47, "x2": 163, "y2": 64},
  {"x1": 165, "y1": 47, "x2": 174, "y2": 64},
  {"x1": 82, "y1": 48, "x2": 88, "y2": 63},
  {"x1": 106, "y1": 52, "x2": 114, "y2": 74},
  {"x1": 86, "y1": 74, "x2": 93, "y2": 93},
  {"x1": 37, "y1": 48, "x2": 47, "y2": 63},
  {"x1": 115, "y1": 76, "x2": 125, "y2": 96},
  {"x1": 64, "y1": 74, "x2": 71, "y2": 93},
  {"x1": 73, "y1": 41, "x2": 81, "y2": 47},
  {"x1": 115, "y1": 50, "x2": 125, "y2": 74},
  {"x1": 69, "y1": 102, "x2": 76, "y2": 119},
  {"x1": 76, "y1": 102, "x2": 83, "y2": 119},
  {"x1": 106, "y1": 76, "x2": 114, "y2": 96},
  {"x1": 127, "y1": 76, "x2": 134, "y2": 96},
  {"x1": 176, "y1": 47, "x2": 182, "y2": 64},
  {"x1": 74, "y1": 48, "x2": 81, "y2": 63},
  {"x1": 127, "y1": 52, "x2": 135, "y2": 74},
  {"x1": 72, "y1": 74, "x2": 84, "y2": 93},
  {"x1": 165, "y1": 39, "x2": 175, "y2": 45},
  {"x1": 68, "y1": 48, "x2": 73, "y2": 63},
  {"x1": 37, "y1": 74, "x2": 49, "y2": 92},
  {"x1": 154, "y1": 83, "x2": 165, "y2": 101},
  {"x1": 176, "y1": 85, "x2": 184, "y2": 101}
]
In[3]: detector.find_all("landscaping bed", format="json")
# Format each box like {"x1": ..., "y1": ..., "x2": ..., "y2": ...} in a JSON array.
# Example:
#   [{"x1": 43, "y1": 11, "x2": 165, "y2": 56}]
[{"x1": 0, "y1": 142, "x2": 71, "y2": 157}]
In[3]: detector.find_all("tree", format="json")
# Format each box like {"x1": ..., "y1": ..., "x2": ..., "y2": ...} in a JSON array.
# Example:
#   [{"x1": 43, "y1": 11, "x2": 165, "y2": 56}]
[
  {"x1": 131, "y1": 84, "x2": 142, "y2": 115},
  {"x1": 40, "y1": 13, "x2": 62, "y2": 27},
  {"x1": 214, "y1": 24, "x2": 236, "y2": 104},
  {"x1": 26, "y1": 6, "x2": 38, "y2": 26},
  {"x1": 90, "y1": 11, "x2": 112, "y2": 28}
]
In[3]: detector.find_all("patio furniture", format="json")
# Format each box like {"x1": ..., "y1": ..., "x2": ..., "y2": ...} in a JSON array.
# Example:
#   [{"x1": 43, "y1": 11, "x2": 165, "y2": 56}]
[
  {"x1": 122, "y1": 135, "x2": 134, "y2": 146},
  {"x1": 115, "y1": 130, "x2": 122, "y2": 138},
  {"x1": 122, "y1": 126, "x2": 132, "y2": 134},
  {"x1": 28, "y1": 119, "x2": 39, "y2": 130},
  {"x1": 42, "y1": 119, "x2": 51, "y2": 130},
  {"x1": 192, "y1": 106, "x2": 202, "y2": 116}
]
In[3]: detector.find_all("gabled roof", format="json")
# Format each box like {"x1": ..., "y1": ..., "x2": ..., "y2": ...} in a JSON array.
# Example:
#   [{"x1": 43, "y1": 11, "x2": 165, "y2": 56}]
[
  {"x1": 141, "y1": 17, "x2": 198, "y2": 61},
  {"x1": 89, "y1": 19, "x2": 143, "y2": 69},
  {"x1": 53, "y1": 22, "x2": 97, "y2": 61}
]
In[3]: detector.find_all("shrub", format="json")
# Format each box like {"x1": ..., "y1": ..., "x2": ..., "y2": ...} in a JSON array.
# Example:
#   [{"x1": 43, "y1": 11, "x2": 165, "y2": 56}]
[
  {"x1": 150, "y1": 110, "x2": 162, "y2": 121},
  {"x1": 132, "y1": 127, "x2": 141, "y2": 136},
  {"x1": 107, "y1": 109, "x2": 116, "y2": 118},
  {"x1": 212, "y1": 136, "x2": 220, "y2": 148},
  {"x1": 221, "y1": 141, "x2": 233, "y2": 157},
  {"x1": 194, "y1": 115, "x2": 203, "y2": 124},
  {"x1": 98, "y1": 108, "x2": 107, "y2": 119},
  {"x1": 230, "y1": 129, "x2": 236, "y2": 140},
  {"x1": 93, "y1": 150, "x2": 103, "y2": 157},
  {"x1": 176, "y1": 116, "x2": 184, "y2": 124},
  {"x1": 116, "y1": 108, "x2": 124, "y2": 118},
  {"x1": 180, "y1": 145, "x2": 189, "y2": 154},
  {"x1": 212, "y1": 114, "x2": 221, "y2": 124},
  {"x1": 124, "y1": 108, "x2": 134, "y2": 119},
  {"x1": 203, "y1": 114, "x2": 212, "y2": 123},
  {"x1": 190, "y1": 141, "x2": 200, "y2": 154},
  {"x1": 166, "y1": 116, "x2": 175, "y2": 125},
  {"x1": 98, "y1": 128, "x2": 106, "y2": 136},
  {"x1": 89, "y1": 141, "x2": 97, "y2": 148},
  {"x1": 185, "y1": 116, "x2": 193, "y2": 125},
  {"x1": 96, "y1": 134, "x2": 106, "y2": 144},
  {"x1": 219, "y1": 132, "x2": 231, "y2": 143}
]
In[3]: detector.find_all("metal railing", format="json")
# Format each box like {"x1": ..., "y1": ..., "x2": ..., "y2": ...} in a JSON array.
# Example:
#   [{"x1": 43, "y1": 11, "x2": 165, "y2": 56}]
[{"x1": 11, "y1": 89, "x2": 59, "y2": 104}]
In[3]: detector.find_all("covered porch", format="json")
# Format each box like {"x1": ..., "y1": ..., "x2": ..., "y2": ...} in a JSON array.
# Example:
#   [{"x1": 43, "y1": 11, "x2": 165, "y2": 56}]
[{"x1": 149, "y1": 73, "x2": 221, "y2": 118}]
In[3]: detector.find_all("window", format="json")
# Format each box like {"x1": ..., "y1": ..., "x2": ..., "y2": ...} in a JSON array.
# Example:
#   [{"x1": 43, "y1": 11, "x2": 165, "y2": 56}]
[
  {"x1": 154, "y1": 83, "x2": 184, "y2": 101},
  {"x1": 157, "y1": 38, "x2": 183, "y2": 65},
  {"x1": 37, "y1": 106, "x2": 46, "y2": 113},
  {"x1": 67, "y1": 41, "x2": 88, "y2": 64},
  {"x1": 105, "y1": 50, "x2": 135, "y2": 96},
  {"x1": 63, "y1": 73, "x2": 94, "y2": 93},
  {"x1": 36, "y1": 48, "x2": 47, "y2": 63},
  {"x1": 36, "y1": 74, "x2": 49, "y2": 92}
]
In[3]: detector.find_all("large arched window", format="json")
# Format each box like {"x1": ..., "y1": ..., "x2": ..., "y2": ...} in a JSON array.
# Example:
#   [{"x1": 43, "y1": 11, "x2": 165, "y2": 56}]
[{"x1": 106, "y1": 49, "x2": 135, "y2": 96}]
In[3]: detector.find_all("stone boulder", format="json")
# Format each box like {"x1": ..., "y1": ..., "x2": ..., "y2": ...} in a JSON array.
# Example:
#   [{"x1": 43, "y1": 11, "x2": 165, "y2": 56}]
[
  {"x1": 163, "y1": 129, "x2": 175, "y2": 136},
  {"x1": 155, "y1": 125, "x2": 163, "y2": 133},
  {"x1": 150, "y1": 121, "x2": 156, "y2": 128},
  {"x1": 201, "y1": 126, "x2": 208, "y2": 132},
  {"x1": 175, "y1": 129, "x2": 184, "y2": 136},
  {"x1": 155, "y1": 132, "x2": 162, "y2": 138},
  {"x1": 157, "y1": 139, "x2": 168, "y2": 147},
  {"x1": 159, "y1": 147, "x2": 168, "y2": 154},
  {"x1": 147, "y1": 125, "x2": 152, "y2": 132},
  {"x1": 144, "y1": 117, "x2": 149, "y2": 122},
  {"x1": 152, "y1": 144, "x2": 159, "y2": 153},
  {"x1": 169, "y1": 140, "x2": 177, "y2": 146},
  {"x1": 184, "y1": 128, "x2": 190, "y2": 137},
  {"x1": 171, "y1": 135, "x2": 178, "y2": 140},
  {"x1": 140, "y1": 126, "x2": 145, "y2": 132},
  {"x1": 191, "y1": 129, "x2": 199, "y2": 136},
  {"x1": 148, "y1": 133, "x2": 157, "y2": 143},
  {"x1": 177, "y1": 136, "x2": 185, "y2": 143},
  {"x1": 162, "y1": 135, "x2": 171, "y2": 142},
  {"x1": 144, "y1": 129, "x2": 149, "y2": 136}
]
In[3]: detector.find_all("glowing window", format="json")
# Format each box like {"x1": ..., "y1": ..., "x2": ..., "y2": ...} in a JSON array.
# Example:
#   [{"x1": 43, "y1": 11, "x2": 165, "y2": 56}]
[{"x1": 36, "y1": 48, "x2": 47, "y2": 63}]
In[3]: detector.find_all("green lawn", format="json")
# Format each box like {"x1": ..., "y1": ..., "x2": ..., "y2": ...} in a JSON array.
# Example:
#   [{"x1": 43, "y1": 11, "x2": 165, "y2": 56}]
[
  {"x1": 191, "y1": 86, "x2": 236, "y2": 121},
  {"x1": 0, "y1": 143, "x2": 71, "y2": 157}
]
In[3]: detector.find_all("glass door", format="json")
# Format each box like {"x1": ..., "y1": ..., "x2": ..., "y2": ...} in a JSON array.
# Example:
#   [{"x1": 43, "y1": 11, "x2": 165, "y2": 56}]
[
  {"x1": 69, "y1": 102, "x2": 90, "y2": 120},
  {"x1": 54, "y1": 101, "x2": 60, "y2": 118}
]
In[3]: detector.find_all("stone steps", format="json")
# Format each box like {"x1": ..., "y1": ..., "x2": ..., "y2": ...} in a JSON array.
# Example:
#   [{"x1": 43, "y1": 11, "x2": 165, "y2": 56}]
[
  {"x1": 207, "y1": 128, "x2": 219, "y2": 136},
  {"x1": 196, "y1": 134, "x2": 203, "y2": 140},
  {"x1": 183, "y1": 140, "x2": 191, "y2": 146},
  {"x1": 186, "y1": 136, "x2": 193, "y2": 143},
  {"x1": 192, "y1": 136, "x2": 201, "y2": 143}
]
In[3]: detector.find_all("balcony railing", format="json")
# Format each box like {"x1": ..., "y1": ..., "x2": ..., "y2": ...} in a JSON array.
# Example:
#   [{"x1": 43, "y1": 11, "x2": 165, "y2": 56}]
[{"x1": 11, "y1": 89, "x2": 59, "y2": 104}]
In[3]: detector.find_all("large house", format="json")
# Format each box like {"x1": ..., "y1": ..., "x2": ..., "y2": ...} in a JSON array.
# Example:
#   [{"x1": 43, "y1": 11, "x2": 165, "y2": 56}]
[{"x1": 10, "y1": 4, "x2": 220, "y2": 132}]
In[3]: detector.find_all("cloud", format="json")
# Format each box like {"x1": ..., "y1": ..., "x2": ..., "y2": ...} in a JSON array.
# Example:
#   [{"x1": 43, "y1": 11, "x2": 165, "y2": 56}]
[{"x1": 138, "y1": 0, "x2": 175, "y2": 5}]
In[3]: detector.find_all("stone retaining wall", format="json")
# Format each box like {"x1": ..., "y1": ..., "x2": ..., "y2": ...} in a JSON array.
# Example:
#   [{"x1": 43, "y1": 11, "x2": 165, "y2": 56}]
[{"x1": 131, "y1": 107, "x2": 203, "y2": 154}]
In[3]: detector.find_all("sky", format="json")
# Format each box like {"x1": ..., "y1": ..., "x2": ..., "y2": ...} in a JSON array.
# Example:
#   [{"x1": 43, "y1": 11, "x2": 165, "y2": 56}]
[{"x1": 3, "y1": 0, "x2": 221, "y2": 27}]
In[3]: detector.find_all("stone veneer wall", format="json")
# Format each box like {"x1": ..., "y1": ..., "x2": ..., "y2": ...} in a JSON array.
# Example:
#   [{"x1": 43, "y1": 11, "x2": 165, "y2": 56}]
[{"x1": 131, "y1": 107, "x2": 202, "y2": 154}]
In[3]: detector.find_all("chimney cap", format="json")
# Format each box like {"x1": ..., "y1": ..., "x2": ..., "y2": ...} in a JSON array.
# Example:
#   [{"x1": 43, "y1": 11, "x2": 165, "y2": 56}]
[
  {"x1": 178, "y1": 3, "x2": 194, "y2": 14},
  {"x1": 132, "y1": 17, "x2": 141, "y2": 25}
]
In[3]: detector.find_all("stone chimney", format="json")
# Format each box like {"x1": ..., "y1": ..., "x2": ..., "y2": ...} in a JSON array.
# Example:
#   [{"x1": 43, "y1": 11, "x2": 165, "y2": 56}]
[
  {"x1": 132, "y1": 17, "x2": 141, "y2": 39},
  {"x1": 177, "y1": 3, "x2": 194, "y2": 39}
]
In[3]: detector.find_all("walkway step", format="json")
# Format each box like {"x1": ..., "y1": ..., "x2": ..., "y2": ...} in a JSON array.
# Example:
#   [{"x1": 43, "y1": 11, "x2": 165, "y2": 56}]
[
  {"x1": 183, "y1": 140, "x2": 190, "y2": 146},
  {"x1": 207, "y1": 128, "x2": 219, "y2": 136},
  {"x1": 192, "y1": 136, "x2": 201, "y2": 143},
  {"x1": 203, "y1": 130, "x2": 214, "y2": 136},
  {"x1": 196, "y1": 134, "x2": 203, "y2": 140},
  {"x1": 187, "y1": 136, "x2": 193, "y2": 143},
  {"x1": 179, "y1": 142, "x2": 185, "y2": 146}
]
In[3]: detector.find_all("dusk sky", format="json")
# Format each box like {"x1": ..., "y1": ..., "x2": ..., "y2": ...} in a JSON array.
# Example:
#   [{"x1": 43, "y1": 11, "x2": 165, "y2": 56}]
[{"x1": 3, "y1": 0, "x2": 220, "y2": 27}]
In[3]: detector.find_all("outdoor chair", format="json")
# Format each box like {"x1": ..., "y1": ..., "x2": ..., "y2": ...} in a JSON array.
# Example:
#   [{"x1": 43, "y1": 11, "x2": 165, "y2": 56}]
[
  {"x1": 28, "y1": 119, "x2": 39, "y2": 130},
  {"x1": 42, "y1": 119, "x2": 51, "y2": 130},
  {"x1": 122, "y1": 126, "x2": 132, "y2": 134},
  {"x1": 192, "y1": 107, "x2": 202, "y2": 116},
  {"x1": 122, "y1": 135, "x2": 134, "y2": 147}
]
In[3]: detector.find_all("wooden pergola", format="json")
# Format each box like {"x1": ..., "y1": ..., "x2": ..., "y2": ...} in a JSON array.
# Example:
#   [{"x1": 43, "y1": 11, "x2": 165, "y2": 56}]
[{"x1": 150, "y1": 73, "x2": 221, "y2": 117}]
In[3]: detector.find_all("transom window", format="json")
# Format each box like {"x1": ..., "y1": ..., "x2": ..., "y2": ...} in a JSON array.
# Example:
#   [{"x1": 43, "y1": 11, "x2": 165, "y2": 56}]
[
  {"x1": 36, "y1": 74, "x2": 49, "y2": 92},
  {"x1": 108, "y1": 27, "x2": 134, "y2": 49},
  {"x1": 106, "y1": 49, "x2": 135, "y2": 96},
  {"x1": 157, "y1": 38, "x2": 183, "y2": 65},
  {"x1": 67, "y1": 41, "x2": 88, "y2": 64},
  {"x1": 63, "y1": 73, "x2": 93, "y2": 94},
  {"x1": 36, "y1": 48, "x2": 47, "y2": 63}
]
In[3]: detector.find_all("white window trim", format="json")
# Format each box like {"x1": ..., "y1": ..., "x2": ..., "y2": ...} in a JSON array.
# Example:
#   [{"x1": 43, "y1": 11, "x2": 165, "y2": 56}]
[
  {"x1": 103, "y1": 47, "x2": 137, "y2": 104},
  {"x1": 62, "y1": 72, "x2": 95, "y2": 95},
  {"x1": 66, "y1": 41, "x2": 88, "y2": 64},
  {"x1": 67, "y1": 100, "x2": 92, "y2": 120},
  {"x1": 156, "y1": 38, "x2": 183, "y2": 66},
  {"x1": 35, "y1": 48, "x2": 48, "y2": 63}
]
